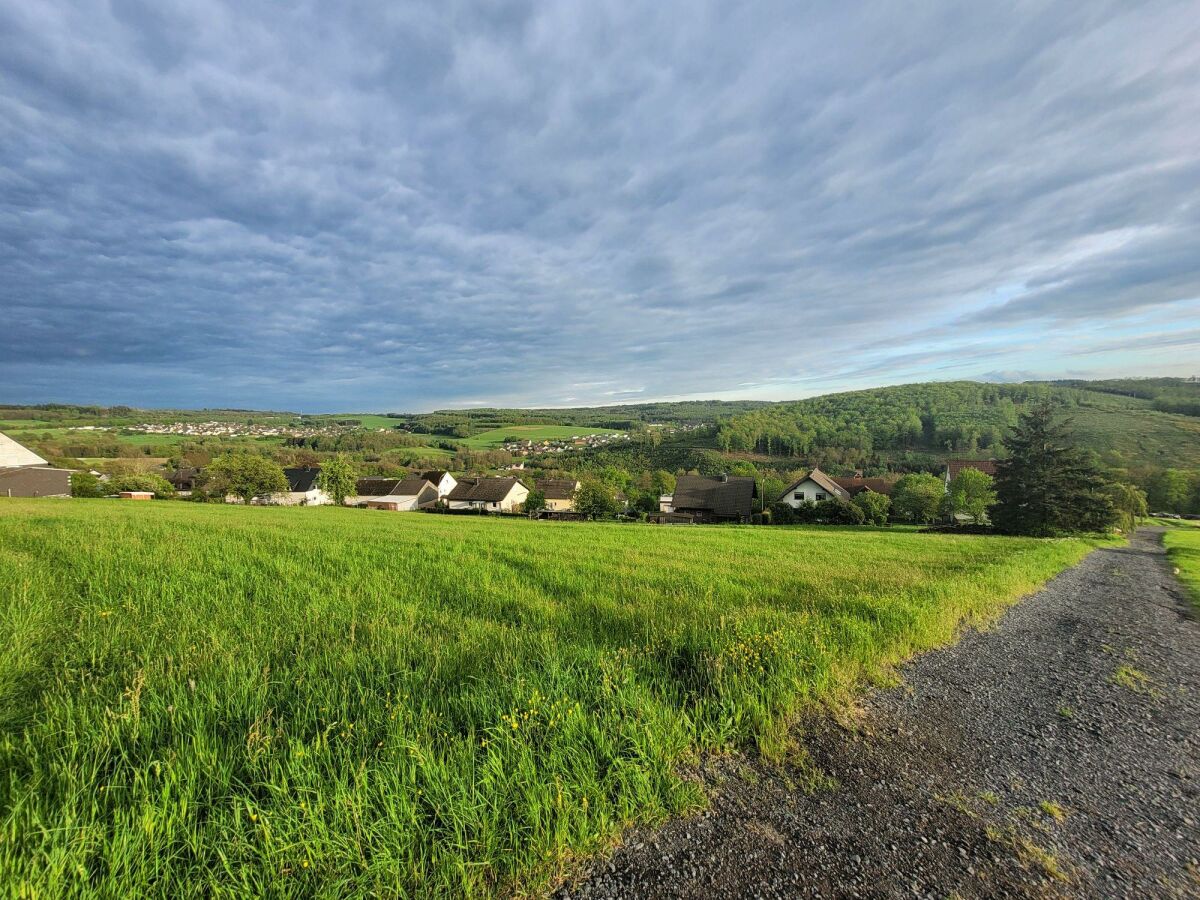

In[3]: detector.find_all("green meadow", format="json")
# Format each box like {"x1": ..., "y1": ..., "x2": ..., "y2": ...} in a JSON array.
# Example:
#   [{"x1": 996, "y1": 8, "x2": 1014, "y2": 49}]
[
  {"x1": 1162, "y1": 524, "x2": 1200, "y2": 609},
  {"x1": 0, "y1": 500, "x2": 1096, "y2": 896},
  {"x1": 457, "y1": 424, "x2": 621, "y2": 449}
]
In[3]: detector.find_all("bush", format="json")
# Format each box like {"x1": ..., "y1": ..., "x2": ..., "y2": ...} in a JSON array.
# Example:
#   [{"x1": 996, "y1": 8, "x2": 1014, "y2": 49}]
[
  {"x1": 69, "y1": 472, "x2": 104, "y2": 498},
  {"x1": 107, "y1": 474, "x2": 176, "y2": 499},
  {"x1": 815, "y1": 499, "x2": 865, "y2": 525},
  {"x1": 852, "y1": 490, "x2": 891, "y2": 525}
]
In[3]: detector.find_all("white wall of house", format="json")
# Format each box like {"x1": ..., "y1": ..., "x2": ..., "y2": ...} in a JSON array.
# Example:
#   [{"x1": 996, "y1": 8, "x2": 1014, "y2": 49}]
[
  {"x1": 433, "y1": 473, "x2": 457, "y2": 497},
  {"x1": 545, "y1": 496, "x2": 574, "y2": 512},
  {"x1": 264, "y1": 488, "x2": 331, "y2": 506},
  {"x1": 448, "y1": 482, "x2": 529, "y2": 512},
  {"x1": 367, "y1": 494, "x2": 421, "y2": 511},
  {"x1": 778, "y1": 478, "x2": 837, "y2": 508},
  {"x1": 659, "y1": 494, "x2": 674, "y2": 513}
]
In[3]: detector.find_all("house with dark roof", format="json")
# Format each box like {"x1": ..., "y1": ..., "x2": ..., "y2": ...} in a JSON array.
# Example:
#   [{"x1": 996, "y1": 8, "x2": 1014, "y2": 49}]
[
  {"x1": 361, "y1": 477, "x2": 439, "y2": 511},
  {"x1": 446, "y1": 476, "x2": 529, "y2": 513},
  {"x1": 0, "y1": 431, "x2": 70, "y2": 498},
  {"x1": 418, "y1": 470, "x2": 458, "y2": 498},
  {"x1": 535, "y1": 478, "x2": 580, "y2": 512},
  {"x1": 257, "y1": 466, "x2": 331, "y2": 506},
  {"x1": 658, "y1": 474, "x2": 756, "y2": 523}
]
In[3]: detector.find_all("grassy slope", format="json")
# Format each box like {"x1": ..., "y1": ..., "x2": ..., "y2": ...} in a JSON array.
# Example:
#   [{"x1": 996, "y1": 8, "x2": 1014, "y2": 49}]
[
  {"x1": 1161, "y1": 523, "x2": 1200, "y2": 609},
  {"x1": 457, "y1": 424, "x2": 622, "y2": 449},
  {"x1": 0, "y1": 501, "x2": 1096, "y2": 896}
]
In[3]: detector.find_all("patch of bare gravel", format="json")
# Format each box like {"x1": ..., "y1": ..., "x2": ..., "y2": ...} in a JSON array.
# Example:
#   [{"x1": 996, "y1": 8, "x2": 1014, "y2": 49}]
[{"x1": 560, "y1": 529, "x2": 1200, "y2": 898}]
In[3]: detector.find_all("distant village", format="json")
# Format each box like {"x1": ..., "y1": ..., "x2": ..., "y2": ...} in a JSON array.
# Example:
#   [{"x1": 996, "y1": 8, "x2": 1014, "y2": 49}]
[{"x1": 501, "y1": 432, "x2": 628, "y2": 455}]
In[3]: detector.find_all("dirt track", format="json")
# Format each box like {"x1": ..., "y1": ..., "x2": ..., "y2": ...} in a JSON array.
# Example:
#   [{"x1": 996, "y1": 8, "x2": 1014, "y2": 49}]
[{"x1": 561, "y1": 529, "x2": 1200, "y2": 898}]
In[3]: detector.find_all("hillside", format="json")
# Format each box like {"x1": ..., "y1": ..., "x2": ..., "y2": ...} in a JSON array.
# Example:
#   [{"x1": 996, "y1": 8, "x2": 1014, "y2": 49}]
[
  {"x1": 712, "y1": 380, "x2": 1200, "y2": 472},
  {"x1": 0, "y1": 499, "x2": 1094, "y2": 896}
]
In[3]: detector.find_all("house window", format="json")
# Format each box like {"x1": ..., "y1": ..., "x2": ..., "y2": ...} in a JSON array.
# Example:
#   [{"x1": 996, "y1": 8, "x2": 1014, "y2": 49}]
[
  {"x1": 816, "y1": 493, "x2": 827, "y2": 500},
  {"x1": 794, "y1": 491, "x2": 804, "y2": 500}
]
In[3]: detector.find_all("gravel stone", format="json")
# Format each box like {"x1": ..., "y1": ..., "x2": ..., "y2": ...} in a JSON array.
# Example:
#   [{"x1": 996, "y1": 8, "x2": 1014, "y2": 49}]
[{"x1": 560, "y1": 528, "x2": 1200, "y2": 898}]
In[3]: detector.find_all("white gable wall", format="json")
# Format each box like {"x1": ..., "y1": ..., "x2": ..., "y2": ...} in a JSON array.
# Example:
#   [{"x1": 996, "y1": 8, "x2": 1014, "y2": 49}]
[{"x1": 779, "y1": 478, "x2": 838, "y2": 508}]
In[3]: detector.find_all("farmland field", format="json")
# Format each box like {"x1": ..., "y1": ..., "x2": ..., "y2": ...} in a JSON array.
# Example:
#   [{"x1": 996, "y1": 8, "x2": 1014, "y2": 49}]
[
  {"x1": 457, "y1": 424, "x2": 623, "y2": 449},
  {"x1": 0, "y1": 500, "x2": 1097, "y2": 896}
]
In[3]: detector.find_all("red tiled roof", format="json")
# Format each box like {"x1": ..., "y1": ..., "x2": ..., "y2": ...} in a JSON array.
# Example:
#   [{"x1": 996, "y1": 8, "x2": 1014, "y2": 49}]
[{"x1": 946, "y1": 459, "x2": 998, "y2": 480}]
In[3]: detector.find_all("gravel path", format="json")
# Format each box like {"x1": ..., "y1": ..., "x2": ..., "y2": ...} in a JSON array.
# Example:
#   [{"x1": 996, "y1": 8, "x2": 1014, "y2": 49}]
[{"x1": 561, "y1": 529, "x2": 1200, "y2": 898}]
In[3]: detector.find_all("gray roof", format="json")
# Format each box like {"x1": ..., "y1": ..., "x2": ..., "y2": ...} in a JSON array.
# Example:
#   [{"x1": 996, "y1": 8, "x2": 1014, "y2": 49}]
[
  {"x1": 779, "y1": 468, "x2": 850, "y2": 501},
  {"x1": 446, "y1": 477, "x2": 524, "y2": 503},
  {"x1": 283, "y1": 467, "x2": 321, "y2": 492},
  {"x1": 672, "y1": 475, "x2": 757, "y2": 518},
  {"x1": 536, "y1": 478, "x2": 579, "y2": 500}
]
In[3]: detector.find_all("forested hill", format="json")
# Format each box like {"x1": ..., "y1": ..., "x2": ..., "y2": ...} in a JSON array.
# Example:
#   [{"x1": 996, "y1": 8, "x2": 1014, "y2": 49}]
[{"x1": 713, "y1": 380, "x2": 1200, "y2": 472}]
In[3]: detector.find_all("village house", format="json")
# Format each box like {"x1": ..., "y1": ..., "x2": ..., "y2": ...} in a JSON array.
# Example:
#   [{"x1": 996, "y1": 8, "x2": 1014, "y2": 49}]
[
  {"x1": 418, "y1": 470, "x2": 458, "y2": 499},
  {"x1": 944, "y1": 459, "x2": 998, "y2": 487},
  {"x1": 351, "y1": 476, "x2": 439, "y2": 511},
  {"x1": 446, "y1": 476, "x2": 529, "y2": 513},
  {"x1": 536, "y1": 479, "x2": 581, "y2": 512},
  {"x1": 777, "y1": 467, "x2": 897, "y2": 508},
  {"x1": 0, "y1": 431, "x2": 70, "y2": 498},
  {"x1": 658, "y1": 474, "x2": 756, "y2": 523},
  {"x1": 256, "y1": 467, "x2": 331, "y2": 506}
]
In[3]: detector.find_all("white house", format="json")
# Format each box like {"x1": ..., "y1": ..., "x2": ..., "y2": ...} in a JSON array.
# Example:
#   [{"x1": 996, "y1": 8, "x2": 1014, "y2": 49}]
[
  {"x1": 446, "y1": 476, "x2": 529, "y2": 512},
  {"x1": 777, "y1": 468, "x2": 851, "y2": 508},
  {"x1": 258, "y1": 467, "x2": 331, "y2": 506},
  {"x1": 419, "y1": 470, "x2": 458, "y2": 499},
  {"x1": 356, "y1": 477, "x2": 439, "y2": 511}
]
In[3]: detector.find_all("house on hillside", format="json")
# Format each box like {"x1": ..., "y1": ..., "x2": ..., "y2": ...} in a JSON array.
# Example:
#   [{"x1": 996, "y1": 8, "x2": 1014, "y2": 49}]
[
  {"x1": 536, "y1": 479, "x2": 580, "y2": 512},
  {"x1": 166, "y1": 467, "x2": 200, "y2": 496},
  {"x1": 944, "y1": 459, "x2": 998, "y2": 488},
  {"x1": 419, "y1": 470, "x2": 458, "y2": 499},
  {"x1": 658, "y1": 474, "x2": 756, "y2": 523},
  {"x1": 352, "y1": 477, "x2": 439, "y2": 511},
  {"x1": 446, "y1": 477, "x2": 529, "y2": 513},
  {"x1": 0, "y1": 431, "x2": 70, "y2": 498},
  {"x1": 258, "y1": 467, "x2": 330, "y2": 505}
]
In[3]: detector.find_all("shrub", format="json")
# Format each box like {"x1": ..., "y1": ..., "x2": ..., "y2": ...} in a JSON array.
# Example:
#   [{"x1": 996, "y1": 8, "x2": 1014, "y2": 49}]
[
  {"x1": 852, "y1": 490, "x2": 891, "y2": 525},
  {"x1": 69, "y1": 472, "x2": 104, "y2": 498},
  {"x1": 107, "y1": 474, "x2": 176, "y2": 498}
]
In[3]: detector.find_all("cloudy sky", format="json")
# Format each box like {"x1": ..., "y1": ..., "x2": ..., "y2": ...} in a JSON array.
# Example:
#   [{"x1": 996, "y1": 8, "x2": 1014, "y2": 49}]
[{"x1": 2, "y1": 1, "x2": 1198, "y2": 412}]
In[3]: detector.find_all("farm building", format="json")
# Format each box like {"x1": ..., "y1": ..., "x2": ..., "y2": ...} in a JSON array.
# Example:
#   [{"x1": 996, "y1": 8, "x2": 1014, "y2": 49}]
[
  {"x1": 658, "y1": 474, "x2": 756, "y2": 523},
  {"x1": 536, "y1": 479, "x2": 580, "y2": 512},
  {"x1": 446, "y1": 477, "x2": 529, "y2": 513},
  {"x1": 0, "y1": 431, "x2": 70, "y2": 498},
  {"x1": 353, "y1": 477, "x2": 439, "y2": 511},
  {"x1": 418, "y1": 471, "x2": 458, "y2": 498},
  {"x1": 258, "y1": 467, "x2": 331, "y2": 506},
  {"x1": 166, "y1": 467, "x2": 200, "y2": 495}
]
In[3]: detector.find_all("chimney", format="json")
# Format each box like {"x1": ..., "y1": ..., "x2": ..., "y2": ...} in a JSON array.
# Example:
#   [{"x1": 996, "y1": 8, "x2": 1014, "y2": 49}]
[{"x1": 854, "y1": 469, "x2": 864, "y2": 478}]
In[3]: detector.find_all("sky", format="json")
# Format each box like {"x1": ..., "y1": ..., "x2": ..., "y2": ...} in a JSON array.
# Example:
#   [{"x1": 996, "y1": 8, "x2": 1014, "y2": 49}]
[{"x1": 1, "y1": 1, "x2": 1198, "y2": 413}]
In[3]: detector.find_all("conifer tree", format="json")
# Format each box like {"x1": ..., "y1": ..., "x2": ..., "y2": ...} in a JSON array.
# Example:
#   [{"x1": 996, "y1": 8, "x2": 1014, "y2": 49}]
[{"x1": 992, "y1": 401, "x2": 1115, "y2": 535}]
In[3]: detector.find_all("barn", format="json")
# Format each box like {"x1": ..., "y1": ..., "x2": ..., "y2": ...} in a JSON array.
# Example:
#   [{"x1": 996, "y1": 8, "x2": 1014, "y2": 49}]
[{"x1": 0, "y1": 432, "x2": 70, "y2": 498}]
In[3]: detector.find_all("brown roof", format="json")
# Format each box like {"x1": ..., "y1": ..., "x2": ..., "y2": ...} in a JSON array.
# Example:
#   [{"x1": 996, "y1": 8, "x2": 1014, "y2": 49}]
[
  {"x1": 779, "y1": 468, "x2": 851, "y2": 501},
  {"x1": 831, "y1": 476, "x2": 897, "y2": 496},
  {"x1": 446, "y1": 476, "x2": 524, "y2": 503},
  {"x1": 536, "y1": 478, "x2": 579, "y2": 500},
  {"x1": 672, "y1": 475, "x2": 757, "y2": 518},
  {"x1": 355, "y1": 477, "x2": 404, "y2": 496},
  {"x1": 419, "y1": 470, "x2": 449, "y2": 483},
  {"x1": 946, "y1": 459, "x2": 998, "y2": 480}
]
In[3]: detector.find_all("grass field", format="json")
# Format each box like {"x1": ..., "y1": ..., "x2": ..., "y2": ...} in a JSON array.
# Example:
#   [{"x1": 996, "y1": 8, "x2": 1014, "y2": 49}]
[
  {"x1": 1162, "y1": 526, "x2": 1200, "y2": 609},
  {"x1": 0, "y1": 500, "x2": 1097, "y2": 896},
  {"x1": 457, "y1": 424, "x2": 622, "y2": 449}
]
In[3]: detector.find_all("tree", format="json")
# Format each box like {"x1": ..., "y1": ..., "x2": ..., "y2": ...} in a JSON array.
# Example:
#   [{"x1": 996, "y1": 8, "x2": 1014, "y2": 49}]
[
  {"x1": 317, "y1": 454, "x2": 357, "y2": 505},
  {"x1": 108, "y1": 473, "x2": 176, "y2": 498},
  {"x1": 815, "y1": 499, "x2": 865, "y2": 525},
  {"x1": 1105, "y1": 482, "x2": 1148, "y2": 533},
  {"x1": 947, "y1": 468, "x2": 997, "y2": 524},
  {"x1": 891, "y1": 473, "x2": 945, "y2": 523},
  {"x1": 852, "y1": 490, "x2": 891, "y2": 526},
  {"x1": 574, "y1": 479, "x2": 617, "y2": 519},
  {"x1": 206, "y1": 453, "x2": 288, "y2": 505},
  {"x1": 991, "y1": 402, "x2": 1117, "y2": 536},
  {"x1": 70, "y1": 472, "x2": 104, "y2": 498},
  {"x1": 1146, "y1": 468, "x2": 1192, "y2": 513},
  {"x1": 524, "y1": 488, "x2": 546, "y2": 516},
  {"x1": 649, "y1": 470, "x2": 676, "y2": 498}
]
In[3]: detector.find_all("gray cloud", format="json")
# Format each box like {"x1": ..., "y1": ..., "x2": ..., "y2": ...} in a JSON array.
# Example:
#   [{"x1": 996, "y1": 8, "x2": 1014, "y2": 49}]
[{"x1": 1, "y1": 0, "x2": 1198, "y2": 411}]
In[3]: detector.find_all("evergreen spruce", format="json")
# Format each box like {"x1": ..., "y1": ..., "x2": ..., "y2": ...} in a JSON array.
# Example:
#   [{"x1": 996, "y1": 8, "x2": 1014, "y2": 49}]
[{"x1": 992, "y1": 401, "x2": 1115, "y2": 535}]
